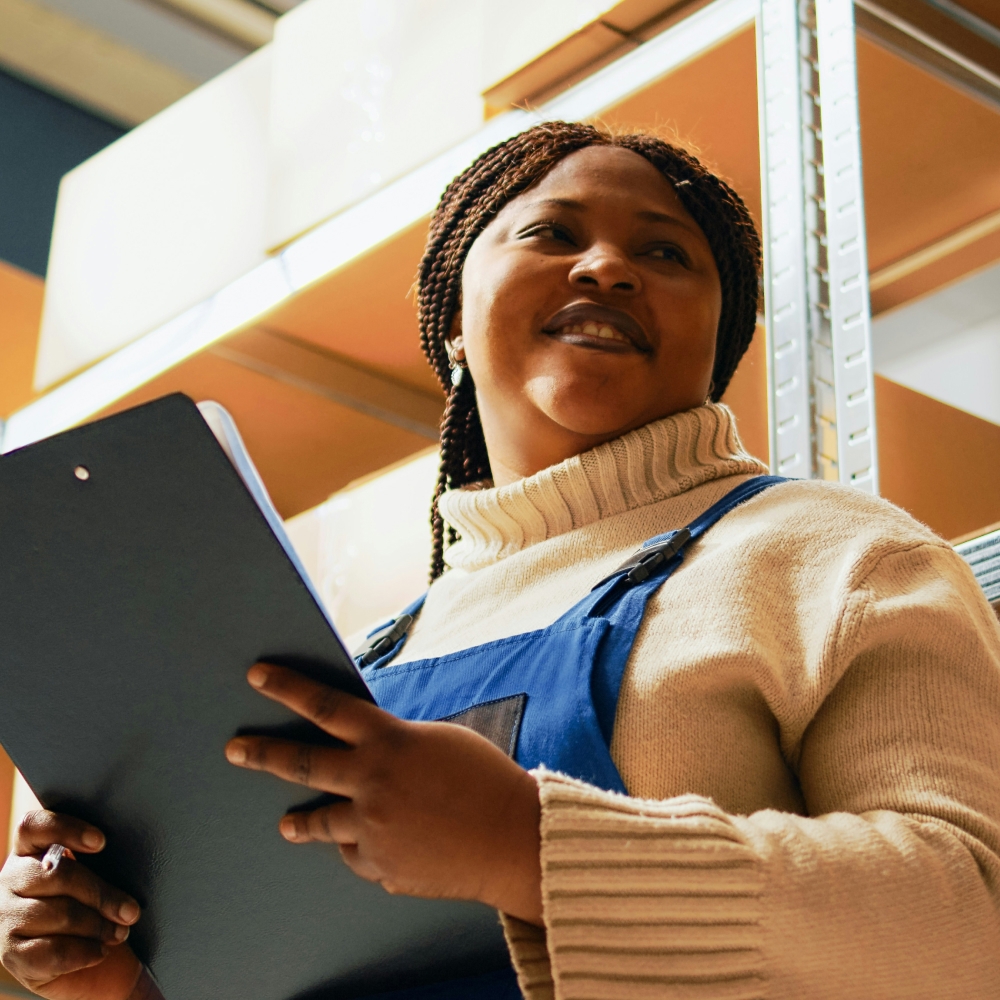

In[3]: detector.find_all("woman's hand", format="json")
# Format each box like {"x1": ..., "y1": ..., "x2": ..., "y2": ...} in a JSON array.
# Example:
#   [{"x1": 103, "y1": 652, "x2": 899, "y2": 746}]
[
  {"x1": 0, "y1": 811, "x2": 144, "y2": 1000},
  {"x1": 225, "y1": 664, "x2": 543, "y2": 925}
]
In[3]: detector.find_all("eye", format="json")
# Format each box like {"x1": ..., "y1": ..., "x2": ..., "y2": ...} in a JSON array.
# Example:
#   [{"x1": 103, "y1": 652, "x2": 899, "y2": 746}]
[
  {"x1": 519, "y1": 221, "x2": 576, "y2": 245},
  {"x1": 644, "y1": 244, "x2": 689, "y2": 265}
]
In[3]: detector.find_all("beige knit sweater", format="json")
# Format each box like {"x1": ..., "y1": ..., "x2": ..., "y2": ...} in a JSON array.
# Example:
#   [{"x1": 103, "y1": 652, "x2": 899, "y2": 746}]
[{"x1": 395, "y1": 403, "x2": 1000, "y2": 1000}]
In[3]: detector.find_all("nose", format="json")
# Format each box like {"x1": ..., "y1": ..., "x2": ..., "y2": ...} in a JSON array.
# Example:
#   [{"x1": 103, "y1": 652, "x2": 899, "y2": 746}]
[{"x1": 569, "y1": 243, "x2": 640, "y2": 294}]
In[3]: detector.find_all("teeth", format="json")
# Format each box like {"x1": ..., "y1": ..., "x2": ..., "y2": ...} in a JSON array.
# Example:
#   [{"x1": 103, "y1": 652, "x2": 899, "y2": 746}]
[{"x1": 554, "y1": 321, "x2": 628, "y2": 343}]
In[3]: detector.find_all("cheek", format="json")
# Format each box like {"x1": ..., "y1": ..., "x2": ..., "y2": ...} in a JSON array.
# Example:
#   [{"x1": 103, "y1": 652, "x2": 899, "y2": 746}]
[
  {"x1": 657, "y1": 275, "x2": 721, "y2": 361},
  {"x1": 464, "y1": 267, "x2": 516, "y2": 336},
  {"x1": 460, "y1": 255, "x2": 552, "y2": 376}
]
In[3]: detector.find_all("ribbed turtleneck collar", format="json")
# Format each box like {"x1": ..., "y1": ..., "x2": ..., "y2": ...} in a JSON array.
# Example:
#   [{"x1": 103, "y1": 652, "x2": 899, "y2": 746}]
[{"x1": 438, "y1": 403, "x2": 767, "y2": 572}]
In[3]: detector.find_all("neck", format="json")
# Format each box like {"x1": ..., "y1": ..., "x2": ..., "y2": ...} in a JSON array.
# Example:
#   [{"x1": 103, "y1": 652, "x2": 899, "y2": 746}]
[
  {"x1": 487, "y1": 440, "x2": 608, "y2": 488},
  {"x1": 486, "y1": 436, "x2": 617, "y2": 488},
  {"x1": 481, "y1": 416, "x2": 677, "y2": 488},
  {"x1": 477, "y1": 392, "x2": 710, "y2": 488}
]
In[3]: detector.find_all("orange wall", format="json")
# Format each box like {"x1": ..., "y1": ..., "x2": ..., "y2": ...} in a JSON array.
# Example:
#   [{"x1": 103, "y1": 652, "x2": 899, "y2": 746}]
[
  {"x1": 0, "y1": 261, "x2": 43, "y2": 419},
  {"x1": 602, "y1": 26, "x2": 762, "y2": 227},
  {"x1": 0, "y1": 261, "x2": 39, "y2": 874},
  {"x1": 876, "y1": 376, "x2": 1000, "y2": 541},
  {"x1": 857, "y1": 37, "x2": 1000, "y2": 314},
  {"x1": 720, "y1": 324, "x2": 769, "y2": 466}
]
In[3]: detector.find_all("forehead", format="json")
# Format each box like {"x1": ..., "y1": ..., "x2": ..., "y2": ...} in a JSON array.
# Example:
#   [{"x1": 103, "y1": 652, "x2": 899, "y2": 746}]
[{"x1": 506, "y1": 145, "x2": 688, "y2": 218}]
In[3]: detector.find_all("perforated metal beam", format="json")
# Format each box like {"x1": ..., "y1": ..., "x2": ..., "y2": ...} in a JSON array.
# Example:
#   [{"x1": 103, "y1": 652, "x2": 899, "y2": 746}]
[
  {"x1": 758, "y1": 0, "x2": 878, "y2": 491},
  {"x1": 758, "y1": 0, "x2": 812, "y2": 479}
]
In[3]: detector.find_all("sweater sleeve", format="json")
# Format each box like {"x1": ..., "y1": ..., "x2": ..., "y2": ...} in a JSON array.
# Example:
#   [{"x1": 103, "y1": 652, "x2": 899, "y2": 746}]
[{"x1": 502, "y1": 542, "x2": 1000, "y2": 1000}]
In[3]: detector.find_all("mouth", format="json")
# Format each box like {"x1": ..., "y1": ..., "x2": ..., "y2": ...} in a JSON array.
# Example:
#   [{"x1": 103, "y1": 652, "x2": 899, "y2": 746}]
[{"x1": 541, "y1": 302, "x2": 651, "y2": 354}]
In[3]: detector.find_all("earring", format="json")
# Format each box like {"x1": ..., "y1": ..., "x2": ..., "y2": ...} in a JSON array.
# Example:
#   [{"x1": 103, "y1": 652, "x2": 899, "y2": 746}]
[{"x1": 445, "y1": 336, "x2": 467, "y2": 388}]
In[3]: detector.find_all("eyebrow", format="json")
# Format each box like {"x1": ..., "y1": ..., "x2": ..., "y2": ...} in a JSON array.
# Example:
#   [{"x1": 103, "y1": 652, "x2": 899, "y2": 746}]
[{"x1": 525, "y1": 198, "x2": 696, "y2": 233}]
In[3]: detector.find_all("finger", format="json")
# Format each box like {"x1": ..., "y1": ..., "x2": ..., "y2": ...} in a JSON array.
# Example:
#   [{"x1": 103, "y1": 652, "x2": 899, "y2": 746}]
[
  {"x1": 9, "y1": 857, "x2": 140, "y2": 926},
  {"x1": 5, "y1": 934, "x2": 108, "y2": 982},
  {"x1": 279, "y1": 801, "x2": 357, "y2": 844},
  {"x1": 14, "y1": 811, "x2": 105, "y2": 857},
  {"x1": 8, "y1": 895, "x2": 130, "y2": 945},
  {"x1": 225, "y1": 737, "x2": 354, "y2": 796},
  {"x1": 245, "y1": 664, "x2": 385, "y2": 743}
]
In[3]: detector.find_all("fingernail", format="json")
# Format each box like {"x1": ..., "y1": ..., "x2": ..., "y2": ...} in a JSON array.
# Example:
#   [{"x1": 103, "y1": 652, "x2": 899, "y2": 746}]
[
  {"x1": 226, "y1": 742, "x2": 247, "y2": 765},
  {"x1": 82, "y1": 830, "x2": 104, "y2": 850},
  {"x1": 280, "y1": 817, "x2": 300, "y2": 841},
  {"x1": 113, "y1": 923, "x2": 130, "y2": 942},
  {"x1": 119, "y1": 901, "x2": 140, "y2": 923},
  {"x1": 247, "y1": 665, "x2": 268, "y2": 688}
]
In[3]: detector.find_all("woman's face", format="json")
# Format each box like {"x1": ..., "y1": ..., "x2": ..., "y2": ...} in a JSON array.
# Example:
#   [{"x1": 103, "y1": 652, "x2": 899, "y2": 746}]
[{"x1": 454, "y1": 145, "x2": 723, "y2": 486}]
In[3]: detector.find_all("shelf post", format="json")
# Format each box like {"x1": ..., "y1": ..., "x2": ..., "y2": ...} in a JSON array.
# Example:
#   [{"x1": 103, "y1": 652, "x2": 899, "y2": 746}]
[{"x1": 758, "y1": 0, "x2": 878, "y2": 490}]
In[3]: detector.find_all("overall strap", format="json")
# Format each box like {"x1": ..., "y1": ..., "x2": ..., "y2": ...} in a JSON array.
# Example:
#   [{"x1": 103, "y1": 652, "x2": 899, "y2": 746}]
[
  {"x1": 585, "y1": 474, "x2": 787, "y2": 742},
  {"x1": 587, "y1": 475, "x2": 787, "y2": 618}
]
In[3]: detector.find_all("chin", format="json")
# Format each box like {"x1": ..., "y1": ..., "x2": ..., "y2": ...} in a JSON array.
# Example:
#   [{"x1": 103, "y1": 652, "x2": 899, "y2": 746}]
[
  {"x1": 545, "y1": 405, "x2": 652, "y2": 440},
  {"x1": 543, "y1": 392, "x2": 708, "y2": 441}
]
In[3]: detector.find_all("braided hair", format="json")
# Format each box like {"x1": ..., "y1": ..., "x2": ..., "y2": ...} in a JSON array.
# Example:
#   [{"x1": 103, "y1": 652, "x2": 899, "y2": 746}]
[{"x1": 418, "y1": 121, "x2": 762, "y2": 580}]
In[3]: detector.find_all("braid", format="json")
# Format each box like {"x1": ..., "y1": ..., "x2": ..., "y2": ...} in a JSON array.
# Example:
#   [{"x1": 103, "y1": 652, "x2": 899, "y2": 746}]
[{"x1": 418, "y1": 122, "x2": 762, "y2": 581}]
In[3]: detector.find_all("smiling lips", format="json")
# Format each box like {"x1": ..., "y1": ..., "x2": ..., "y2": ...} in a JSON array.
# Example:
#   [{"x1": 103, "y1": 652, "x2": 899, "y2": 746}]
[
  {"x1": 542, "y1": 303, "x2": 651, "y2": 353},
  {"x1": 559, "y1": 321, "x2": 630, "y2": 344}
]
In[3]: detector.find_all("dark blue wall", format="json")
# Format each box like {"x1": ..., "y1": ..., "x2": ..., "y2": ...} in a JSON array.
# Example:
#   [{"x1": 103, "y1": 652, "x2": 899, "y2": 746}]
[{"x1": 0, "y1": 70, "x2": 125, "y2": 276}]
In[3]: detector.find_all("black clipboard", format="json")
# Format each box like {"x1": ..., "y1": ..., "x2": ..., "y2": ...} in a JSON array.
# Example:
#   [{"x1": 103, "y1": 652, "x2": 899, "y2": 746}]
[{"x1": 0, "y1": 394, "x2": 507, "y2": 999}]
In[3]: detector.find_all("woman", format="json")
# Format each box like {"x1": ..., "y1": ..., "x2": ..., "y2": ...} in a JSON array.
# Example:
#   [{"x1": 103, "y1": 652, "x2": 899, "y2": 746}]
[{"x1": 2, "y1": 122, "x2": 999, "y2": 1000}]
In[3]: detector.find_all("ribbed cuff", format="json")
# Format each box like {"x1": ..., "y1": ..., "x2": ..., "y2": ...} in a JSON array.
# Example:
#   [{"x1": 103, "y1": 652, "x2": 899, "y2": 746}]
[
  {"x1": 531, "y1": 768, "x2": 765, "y2": 1000},
  {"x1": 501, "y1": 912, "x2": 555, "y2": 1000}
]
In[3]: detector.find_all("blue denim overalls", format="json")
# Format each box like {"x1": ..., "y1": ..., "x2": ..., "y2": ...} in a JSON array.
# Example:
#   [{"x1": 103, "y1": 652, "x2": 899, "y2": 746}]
[{"x1": 356, "y1": 476, "x2": 786, "y2": 999}]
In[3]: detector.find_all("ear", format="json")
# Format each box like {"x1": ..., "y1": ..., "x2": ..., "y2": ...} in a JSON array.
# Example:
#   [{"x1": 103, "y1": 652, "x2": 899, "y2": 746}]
[{"x1": 445, "y1": 311, "x2": 465, "y2": 361}]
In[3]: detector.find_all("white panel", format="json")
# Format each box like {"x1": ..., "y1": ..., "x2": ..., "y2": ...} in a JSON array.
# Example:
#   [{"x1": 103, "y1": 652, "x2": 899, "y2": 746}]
[
  {"x1": 35, "y1": 45, "x2": 272, "y2": 389},
  {"x1": 873, "y1": 259, "x2": 1000, "y2": 426},
  {"x1": 266, "y1": 0, "x2": 489, "y2": 251},
  {"x1": 267, "y1": 0, "x2": 633, "y2": 252},
  {"x1": 871, "y1": 259, "x2": 1000, "y2": 367},
  {"x1": 877, "y1": 320, "x2": 1000, "y2": 425}
]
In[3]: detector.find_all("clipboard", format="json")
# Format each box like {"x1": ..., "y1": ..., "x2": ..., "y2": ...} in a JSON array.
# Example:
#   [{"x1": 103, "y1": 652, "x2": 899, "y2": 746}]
[{"x1": 0, "y1": 393, "x2": 508, "y2": 999}]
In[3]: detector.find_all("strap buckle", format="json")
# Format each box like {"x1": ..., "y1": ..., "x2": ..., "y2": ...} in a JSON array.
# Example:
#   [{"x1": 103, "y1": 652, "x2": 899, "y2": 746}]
[
  {"x1": 592, "y1": 527, "x2": 692, "y2": 591},
  {"x1": 354, "y1": 613, "x2": 414, "y2": 666}
]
